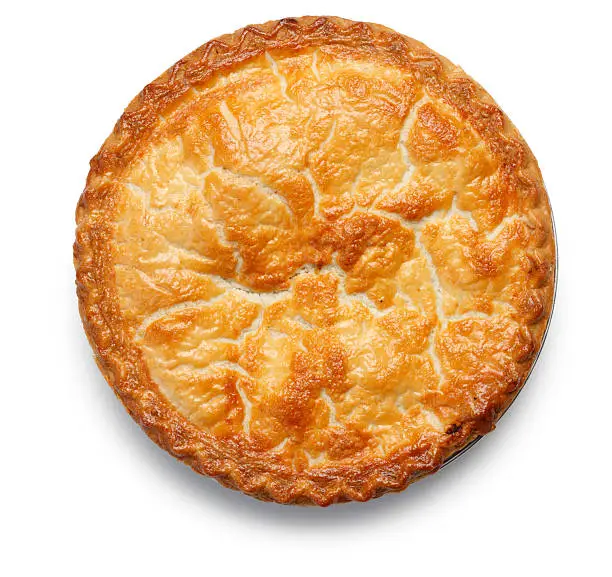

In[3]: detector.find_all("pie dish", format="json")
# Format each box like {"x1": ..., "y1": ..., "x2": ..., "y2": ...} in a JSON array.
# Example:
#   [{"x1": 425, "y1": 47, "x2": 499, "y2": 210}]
[{"x1": 75, "y1": 16, "x2": 556, "y2": 505}]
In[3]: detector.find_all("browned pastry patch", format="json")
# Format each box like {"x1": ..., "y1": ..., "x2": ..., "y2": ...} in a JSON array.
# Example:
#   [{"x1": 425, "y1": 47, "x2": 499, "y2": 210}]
[{"x1": 75, "y1": 16, "x2": 556, "y2": 505}]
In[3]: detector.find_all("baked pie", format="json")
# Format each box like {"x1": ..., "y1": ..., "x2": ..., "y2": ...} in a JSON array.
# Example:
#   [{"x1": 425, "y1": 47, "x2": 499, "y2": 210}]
[{"x1": 75, "y1": 16, "x2": 556, "y2": 505}]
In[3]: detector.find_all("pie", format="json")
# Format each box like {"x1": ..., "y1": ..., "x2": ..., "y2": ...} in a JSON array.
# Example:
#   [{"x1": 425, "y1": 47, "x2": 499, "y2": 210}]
[{"x1": 75, "y1": 16, "x2": 556, "y2": 505}]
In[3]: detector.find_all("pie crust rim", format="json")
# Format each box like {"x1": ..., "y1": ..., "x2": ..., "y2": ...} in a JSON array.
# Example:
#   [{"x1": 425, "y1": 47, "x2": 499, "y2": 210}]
[{"x1": 74, "y1": 16, "x2": 557, "y2": 505}]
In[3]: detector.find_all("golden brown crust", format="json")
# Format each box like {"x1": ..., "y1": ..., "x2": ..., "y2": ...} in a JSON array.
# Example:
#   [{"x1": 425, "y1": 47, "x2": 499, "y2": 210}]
[{"x1": 75, "y1": 16, "x2": 556, "y2": 505}]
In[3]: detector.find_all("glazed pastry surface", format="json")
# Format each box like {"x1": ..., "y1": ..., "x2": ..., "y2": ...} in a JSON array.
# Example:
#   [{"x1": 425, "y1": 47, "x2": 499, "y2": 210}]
[{"x1": 76, "y1": 16, "x2": 555, "y2": 505}]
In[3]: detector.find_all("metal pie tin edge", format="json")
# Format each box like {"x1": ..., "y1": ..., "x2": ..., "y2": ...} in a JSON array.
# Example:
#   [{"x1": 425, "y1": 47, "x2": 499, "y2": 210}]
[{"x1": 440, "y1": 199, "x2": 559, "y2": 468}]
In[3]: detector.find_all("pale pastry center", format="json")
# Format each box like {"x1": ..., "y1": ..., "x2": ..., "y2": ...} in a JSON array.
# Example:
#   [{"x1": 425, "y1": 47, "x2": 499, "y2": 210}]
[{"x1": 113, "y1": 47, "x2": 533, "y2": 467}]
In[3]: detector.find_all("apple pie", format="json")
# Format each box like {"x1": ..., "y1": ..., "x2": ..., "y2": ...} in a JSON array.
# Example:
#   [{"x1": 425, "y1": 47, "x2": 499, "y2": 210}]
[{"x1": 75, "y1": 16, "x2": 556, "y2": 505}]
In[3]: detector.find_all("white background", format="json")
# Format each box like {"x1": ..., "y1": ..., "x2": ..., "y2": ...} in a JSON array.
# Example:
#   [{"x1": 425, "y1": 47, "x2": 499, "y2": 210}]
[{"x1": 2, "y1": 1, "x2": 610, "y2": 575}]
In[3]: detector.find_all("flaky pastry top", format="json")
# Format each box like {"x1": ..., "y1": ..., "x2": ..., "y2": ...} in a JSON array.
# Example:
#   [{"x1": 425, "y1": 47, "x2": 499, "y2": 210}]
[{"x1": 75, "y1": 16, "x2": 555, "y2": 505}]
